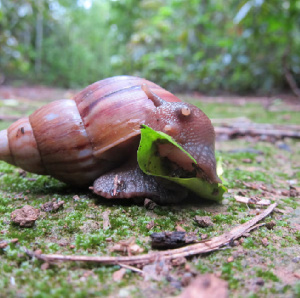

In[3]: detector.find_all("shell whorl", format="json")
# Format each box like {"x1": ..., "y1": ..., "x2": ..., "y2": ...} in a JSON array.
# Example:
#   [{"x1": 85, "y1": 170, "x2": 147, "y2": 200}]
[
  {"x1": 0, "y1": 76, "x2": 181, "y2": 186},
  {"x1": 74, "y1": 76, "x2": 180, "y2": 157},
  {"x1": 0, "y1": 120, "x2": 45, "y2": 174}
]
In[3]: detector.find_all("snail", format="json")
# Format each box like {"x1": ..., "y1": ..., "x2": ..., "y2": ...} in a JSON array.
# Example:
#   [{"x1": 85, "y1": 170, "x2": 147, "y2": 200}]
[{"x1": 0, "y1": 76, "x2": 221, "y2": 203}]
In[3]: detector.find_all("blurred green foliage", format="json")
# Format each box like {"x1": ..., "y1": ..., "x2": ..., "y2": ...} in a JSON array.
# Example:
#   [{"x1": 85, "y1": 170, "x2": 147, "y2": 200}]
[{"x1": 0, "y1": 0, "x2": 299, "y2": 93}]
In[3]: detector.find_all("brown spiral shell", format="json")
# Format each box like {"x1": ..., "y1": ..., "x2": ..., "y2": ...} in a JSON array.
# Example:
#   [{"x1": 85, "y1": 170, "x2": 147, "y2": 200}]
[{"x1": 0, "y1": 76, "x2": 181, "y2": 186}]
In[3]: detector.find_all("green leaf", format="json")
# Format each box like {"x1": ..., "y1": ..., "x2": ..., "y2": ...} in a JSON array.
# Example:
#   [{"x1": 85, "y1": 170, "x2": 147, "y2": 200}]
[{"x1": 137, "y1": 125, "x2": 226, "y2": 202}]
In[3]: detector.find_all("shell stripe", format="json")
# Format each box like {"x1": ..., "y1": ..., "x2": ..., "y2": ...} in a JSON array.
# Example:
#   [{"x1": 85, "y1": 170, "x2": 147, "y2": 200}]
[
  {"x1": 80, "y1": 88, "x2": 152, "y2": 157},
  {"x1": 74, "y1": 76, "x2": 154, "y2": 104},
  {"x1": 80, "y1": 85, "x2": 142, "y2": 119},
  {"x1": 75, "y1": 76, "x2": 180, "y2": 119}
]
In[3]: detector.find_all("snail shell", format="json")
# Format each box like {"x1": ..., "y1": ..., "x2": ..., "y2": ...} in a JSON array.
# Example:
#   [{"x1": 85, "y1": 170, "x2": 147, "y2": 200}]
[
  {"x1": 0, "y1": 76, "x2": 220, "y2": 202},
  {"x1": 0, "y1": 76, "x2": 182, "y2": 186}
]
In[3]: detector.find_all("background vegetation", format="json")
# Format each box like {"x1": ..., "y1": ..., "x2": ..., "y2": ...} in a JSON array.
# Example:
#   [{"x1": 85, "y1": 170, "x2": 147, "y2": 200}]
[{"x1": 0, "y1": 0, "x2": 299, "y2": 94}]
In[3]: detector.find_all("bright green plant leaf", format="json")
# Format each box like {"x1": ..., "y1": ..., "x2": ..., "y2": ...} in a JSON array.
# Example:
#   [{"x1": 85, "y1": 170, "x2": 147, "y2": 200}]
[{"x1": 137, "y1": 125, "x2": 226, "y2": 202}]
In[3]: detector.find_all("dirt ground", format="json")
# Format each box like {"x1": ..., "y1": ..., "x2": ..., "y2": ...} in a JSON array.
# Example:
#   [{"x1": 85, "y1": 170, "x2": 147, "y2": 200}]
[{"x1": 0, "y1": 85, "x2": 299, "y2": 297}]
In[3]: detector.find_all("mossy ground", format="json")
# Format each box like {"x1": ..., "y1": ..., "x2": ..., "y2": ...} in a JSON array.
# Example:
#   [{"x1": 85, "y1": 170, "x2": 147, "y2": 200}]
[{"x1": 0, "y1": 90, "x2": 299, "y2": 297}]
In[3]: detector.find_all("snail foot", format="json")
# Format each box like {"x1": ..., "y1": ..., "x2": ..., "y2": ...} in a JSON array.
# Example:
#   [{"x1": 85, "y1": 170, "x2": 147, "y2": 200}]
[{"x1": 92, "y1": 159, "x2": 187, "y2": 204}]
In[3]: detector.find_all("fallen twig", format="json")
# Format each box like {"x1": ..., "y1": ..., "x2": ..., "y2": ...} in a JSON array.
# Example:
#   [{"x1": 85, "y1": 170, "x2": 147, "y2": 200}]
[
  {"x1": 118, "y1": 263, "x2": 144, "y2": 275},
  {"x1": 245, "y1": 223, "x2": 265, "y2": 234},
  {"x1": 215, "y1": 126, "x2": 300, "y2": 139},
  {"x1": 212, "y1": 118, "x2": 300, "y2": 139},
  {"x1": 0, "y1": 115, "x2": 21, "y2": 121},
  {"x1": 25, "y1": 203, "x2": 276, "y2": 266},
  {"x1": 212, "y1": 118, "x2": 300, "y2": 131}
]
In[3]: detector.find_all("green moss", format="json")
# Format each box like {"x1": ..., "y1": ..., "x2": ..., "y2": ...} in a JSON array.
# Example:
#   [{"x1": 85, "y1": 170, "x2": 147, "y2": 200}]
[
  {"x1": 242, "y1": 237, "x2": 257, "y2": 249},
  {"x1": 256, "y1": 268, "x2": 279, "y2": 282},
  {"x1": 0, "y1": 97, "x2": 299, "y2": 297},
  {"x1": 213, "y1": 213, "x2": 236, "y2": 224},
  {"x1": 225, "y1": 169, "x2": 273, "y2": 188},
  {"x1": 281, "y1": 198, "x2": 299, "y2": 209},
  {"x1": 221, "y1": 262, "x2": 240, "y2": 289}
]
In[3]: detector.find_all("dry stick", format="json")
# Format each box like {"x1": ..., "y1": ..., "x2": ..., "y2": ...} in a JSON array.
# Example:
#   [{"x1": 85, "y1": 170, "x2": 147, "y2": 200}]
[
  {"x1": 245, "y1": 223, "x2": 265, "y2": 234},
  {"x1": 211, "y1": 118, "x2": 300, "y2": 139},
  {"x1": 0, "y1": 115, "x2": 21, "y2": 121},
  {"x1": 118, "y1": 263, "x2": 144, "y2": 275},
  {"x1": 211, "y1": 119, "x2": 300, "y2": 131},
  {"x1": 214, "y1": 126, "x2": 300, "y2": 139},
  {"x1": 25, "y1": 203, "x2": 277, "y2": 266}
]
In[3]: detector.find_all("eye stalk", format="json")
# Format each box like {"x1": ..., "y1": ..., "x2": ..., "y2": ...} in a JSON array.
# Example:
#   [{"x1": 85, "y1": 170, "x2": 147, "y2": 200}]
[
  {"x1": 181, "y1": 106, "x2": 191, "y2": 116},
  {"x1": 163, "y1": 123, "x2": 180, "y2": 137},
  {"x1": 163, "y1": 124, "x2": 173, "y2": 133},
  {"x1": 141, "y1": 84, "x2": 165, "y2": 107}
]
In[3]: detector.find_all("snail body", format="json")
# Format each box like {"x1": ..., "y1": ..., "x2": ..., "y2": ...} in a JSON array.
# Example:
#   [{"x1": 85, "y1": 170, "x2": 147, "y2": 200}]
[{"x1": 0, "y1": 76, "x2": 220, "y2": 203}]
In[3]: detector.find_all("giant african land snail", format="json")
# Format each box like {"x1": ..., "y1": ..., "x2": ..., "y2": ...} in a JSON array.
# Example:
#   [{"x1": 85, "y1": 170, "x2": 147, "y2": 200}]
[{"x1": 0, "y1": 76, "x2": 221, "y2": 203}]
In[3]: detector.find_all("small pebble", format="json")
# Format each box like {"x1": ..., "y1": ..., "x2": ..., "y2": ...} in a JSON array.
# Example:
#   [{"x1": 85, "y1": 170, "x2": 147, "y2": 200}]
[
  {"x1": 227, "y1": 256, "x2": 234, "y2": 263},
  {"x1": 201, "y1": 234, "x2": 208, "y2": 240},
  {"x1": 41, "y1": 262, "x2": 50, "y2": 270},
  {"x1": 73, "y1": 195, "x2": 80, "y2": 201},
  {"x1": 233, "y1": 240, "x2": 239, "y2": 246},
  {"x1": 194, "y1": 216, "x2": 214, "y2": 227},
  {"x1": 255, "y1": 278, "x2": 264, "y2": 286},
  {"x1": 11, "y1": 205, "x2": 40, "y2": 227},
  {"x1": 0, "y1": 242, "x2": 8, "y2": 249},
  {"x1": 144, "y1": 198, "x2": 157, "y2": 210},
  {"x1": 281, "y1": 190, "x2": 289, "y2": 196},
  {"x1": 242, "y1": 158, "x2": 252, "y2": 163},
  {"x1": 292, "y1": 256, "x2": 300, "y2": 263},
  {"x1": 294, "y1": 272, "x2": 300, "y2": 279},
  {"x1": 146, "y1": 221, "x2": 155, "y2": 230},
  {"x1": 171, "y1": 257, "x2": 186, "y2": 266},
  {"x1": 176, "y1": 225, "x2": 186, "y2": 232},
  {"x1": 181, "y1": 272, "x2": 193, "y2": 287},
  {"x1": 265, "y1": 220, "x2": 276, "y2": 230},
  {"x1": 170, "y1": 280, "x2": 182, "y2": 290},
  {"x1": 261, "y1": 238, "x2": 268, "y2": 246}
]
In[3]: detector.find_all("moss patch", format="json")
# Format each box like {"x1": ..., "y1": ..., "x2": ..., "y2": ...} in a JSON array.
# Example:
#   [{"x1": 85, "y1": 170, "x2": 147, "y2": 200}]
[{"x1": 0, "y1": 94, "x2": 299, "y2": 297}]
